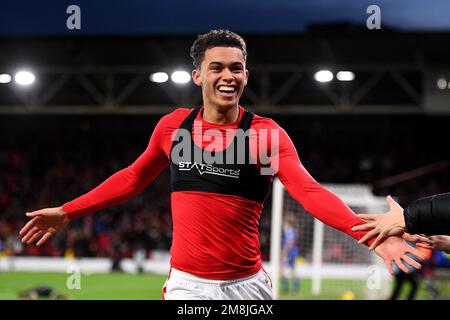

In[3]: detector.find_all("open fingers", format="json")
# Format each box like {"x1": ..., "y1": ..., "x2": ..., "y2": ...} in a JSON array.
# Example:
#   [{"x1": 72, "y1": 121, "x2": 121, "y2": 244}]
[
  {"x1": 385, "y1": 259, "x2": 394, "y2": 275},
  {"x1": 403, "y1": 233, "x2": 432, "y2": 245},
  {"x1": 394, "y1": 258, "x2": 410, "y2": 273},
  {"x1": 26, "y1": 230, "x2": 44, "y2": 245},
  {"x1": 415, "y1": 235, "x2": 433, "y2": 244},
  {"x1": 353, "y1": 222, "x2": 375, "y2": 232},
  {"x1": 356, "y1": 214, "x2": 376, "y2": 221},
  {"x1": 416, "y1": 242, "x2": 434, "y2": 249},
  {"x1": 19, "y1": 217, "x2": 39, "y2": 236},
  {"x1": 402, "y1": 233, "x2": 415, "y2": 242},
  {"x1": 21, "y1": 226, "x2": 39, "y2": 243},
  {"x1": 369, "y1": 233, "x2": 387, "y2": 251},
  {"x1": 357, "y1": 228, "x2": 380, "y2": 244},
  {"x1": 402, "y1": 255, "x2": 421, "y2": 270},
  {"x1": 406, "y1": 247, "x2": 426, "y2": 261},
  {"x1": 36, "y1": 232, "x2": 53, "y2": 247}
]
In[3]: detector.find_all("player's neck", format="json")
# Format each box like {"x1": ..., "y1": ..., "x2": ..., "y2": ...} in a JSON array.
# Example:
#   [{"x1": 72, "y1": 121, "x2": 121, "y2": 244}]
[{"x1": 202, "y1": 105, "x2": 239, "y2": 125}]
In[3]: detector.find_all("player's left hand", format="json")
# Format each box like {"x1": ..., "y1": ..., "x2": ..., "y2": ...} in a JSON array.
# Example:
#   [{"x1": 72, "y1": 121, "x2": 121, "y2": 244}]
[
  {"x1": 352, "y1": 195, "x2": 406, "y2": 250},
  {"x1": 374, "y1": 236, "x2": 425, "y2": 275}
]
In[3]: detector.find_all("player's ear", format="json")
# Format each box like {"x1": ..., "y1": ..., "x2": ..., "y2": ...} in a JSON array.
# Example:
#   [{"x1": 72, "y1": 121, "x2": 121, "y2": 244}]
[
  {"x1": 244, "y1": 69, "x2": 249, "y2": 86},
  {"x1": 192, "y1": 69, "x2": 202, "y2": 87}
]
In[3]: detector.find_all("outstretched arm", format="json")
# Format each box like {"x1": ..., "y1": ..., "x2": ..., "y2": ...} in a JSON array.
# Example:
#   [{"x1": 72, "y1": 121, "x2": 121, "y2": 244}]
[
  {"x1": 62, "y1": 124, "x2": 169, "y2": 220},
  {"x1": 269, "y1": 121, "x2": 424, "y2": 273},
  {"x1": 19, "y1": 113, "x2": 173, "y2": 246},
  {"x1": 353, "y1": 193, "x2": 450, "y2": 249},
  {"x1": 271, "y1": 123, "x2": 376, "y2": 243}
]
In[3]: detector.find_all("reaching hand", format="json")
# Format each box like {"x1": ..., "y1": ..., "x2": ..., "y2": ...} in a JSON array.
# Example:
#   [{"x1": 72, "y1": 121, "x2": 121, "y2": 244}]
[
  {"x1": 374, "y1": 236, "x2": 425, "y2": 275},
  {"x1": 404, "y1": 233, "x2": 450, "y2": 252},
  {"x1": 352, "y1": 195, "x2": 406, "y2": 250},
  {"x1": 19, "y1": 207, "x2": 70, "y2": 247}
]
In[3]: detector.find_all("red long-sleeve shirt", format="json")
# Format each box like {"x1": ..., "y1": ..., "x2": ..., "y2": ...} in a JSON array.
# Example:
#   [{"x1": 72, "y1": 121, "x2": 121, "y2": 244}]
[{"x1": 63, "y1": 106, "x2": 373, "y2": 279}]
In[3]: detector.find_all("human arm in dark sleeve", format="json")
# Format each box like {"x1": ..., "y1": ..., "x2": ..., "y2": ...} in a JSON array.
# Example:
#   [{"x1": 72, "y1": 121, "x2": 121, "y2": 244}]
[{"x1": 404, "y1": 192, "x2": 450, "y2": 236}]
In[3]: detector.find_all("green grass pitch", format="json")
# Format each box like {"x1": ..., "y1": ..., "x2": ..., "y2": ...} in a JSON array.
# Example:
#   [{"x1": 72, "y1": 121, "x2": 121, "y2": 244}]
[{"x1": 0, "y1": 272, "x2": 448, "y2": 300}]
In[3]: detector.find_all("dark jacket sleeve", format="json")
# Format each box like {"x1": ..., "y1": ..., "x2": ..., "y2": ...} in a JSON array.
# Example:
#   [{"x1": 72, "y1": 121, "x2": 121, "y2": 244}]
[{"x1": 404, "y1": 192, "x2": 450, "y2": 235}]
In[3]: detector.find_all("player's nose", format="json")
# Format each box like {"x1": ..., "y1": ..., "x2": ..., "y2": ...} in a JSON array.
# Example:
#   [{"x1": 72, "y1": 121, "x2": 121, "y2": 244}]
[{"x1": 221, "y1": 68, "x2": 234, "y2": 81}]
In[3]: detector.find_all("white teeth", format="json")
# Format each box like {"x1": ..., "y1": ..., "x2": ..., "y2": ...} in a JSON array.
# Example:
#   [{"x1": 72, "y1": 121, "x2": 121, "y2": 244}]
[{"x1": 218, "y1": 86, "x2": 236, "y2": 93}]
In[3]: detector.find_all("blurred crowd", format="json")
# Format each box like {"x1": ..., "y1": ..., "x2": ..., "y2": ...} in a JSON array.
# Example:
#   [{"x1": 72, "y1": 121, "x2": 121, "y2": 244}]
[
  {"x1": 0, "y1": 114, "x2": 448, "y2": 260},
  {"x1": 0, "y1": 123, "x2": 172, "y2": 260}
]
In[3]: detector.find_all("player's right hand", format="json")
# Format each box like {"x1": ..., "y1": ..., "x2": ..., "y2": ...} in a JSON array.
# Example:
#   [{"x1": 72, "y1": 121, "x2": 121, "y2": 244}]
[{"x1": 19, "y1": 206, "x2": 70, "y2": 247}]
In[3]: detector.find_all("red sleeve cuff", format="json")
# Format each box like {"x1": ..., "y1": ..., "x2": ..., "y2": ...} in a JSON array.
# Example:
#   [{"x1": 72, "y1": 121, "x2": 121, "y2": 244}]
[{"x1": 62, "y1": 202, "x2": 83, "y2": 221}]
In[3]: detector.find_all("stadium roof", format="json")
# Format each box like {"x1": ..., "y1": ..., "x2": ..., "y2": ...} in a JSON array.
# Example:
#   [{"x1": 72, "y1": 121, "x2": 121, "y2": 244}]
[
  {"x1": 1, "y1": 0, "x2": 450, "y2": 36},
  {"x1": 1, "y1": 30, "x2": 450, "y2": 115}
]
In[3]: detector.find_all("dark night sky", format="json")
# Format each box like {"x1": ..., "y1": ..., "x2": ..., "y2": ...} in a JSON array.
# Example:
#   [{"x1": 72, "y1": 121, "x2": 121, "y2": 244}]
[{"x1": 1, "y1": 0, "x2": 450, "y2": 36}]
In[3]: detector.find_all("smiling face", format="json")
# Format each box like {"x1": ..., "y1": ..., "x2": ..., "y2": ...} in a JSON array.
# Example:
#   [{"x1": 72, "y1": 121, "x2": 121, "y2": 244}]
[{"x1": 192, "y1": 46, "x2": 249, "y2": 113}]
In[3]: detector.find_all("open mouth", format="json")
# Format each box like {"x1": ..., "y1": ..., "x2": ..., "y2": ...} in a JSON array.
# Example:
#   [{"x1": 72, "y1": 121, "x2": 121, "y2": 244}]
[{"x1": 217, "y1": 85, "x2": 237, "y2": 97}]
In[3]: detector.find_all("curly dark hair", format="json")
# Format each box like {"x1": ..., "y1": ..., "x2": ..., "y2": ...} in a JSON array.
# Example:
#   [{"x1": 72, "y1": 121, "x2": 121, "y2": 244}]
[{"x1": 190, "y1": 29, "x2": 247, "y2": 69}]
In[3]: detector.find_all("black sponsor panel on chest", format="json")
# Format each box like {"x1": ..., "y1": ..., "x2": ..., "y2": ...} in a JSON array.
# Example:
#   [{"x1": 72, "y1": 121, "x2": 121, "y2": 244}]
[{"x1": 169, "y1": 108, "x2": 271, "y2": 203}]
